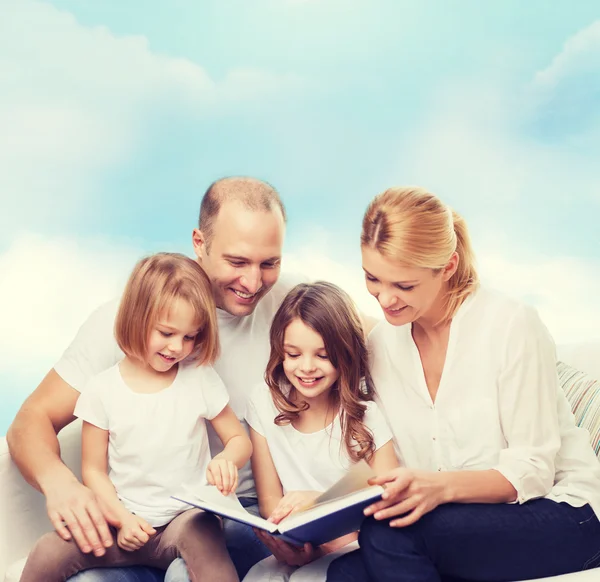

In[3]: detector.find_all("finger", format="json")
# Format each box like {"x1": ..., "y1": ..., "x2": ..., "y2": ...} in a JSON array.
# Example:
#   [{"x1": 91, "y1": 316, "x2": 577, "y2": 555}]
[
  {"x1": 373, "y1": 497, "x2": 419, "y2": 521},
  {"x1": 124, "y1": 533, "x2": 143, "y2": 548},
  {"x1": 140, "y1": 521, "x2": 157, "y2": 536},
  {"x1": 369, "y1": 469, "x2": 411, "y2": 488},
  {"x1": 213, "y1": 464, "x2": 224, "y2": 491},
  {"x1": 61, "y1": 509, "x2": 93, "y2": 553},
  {"x1": 119, "y1": 538, "x2": 138, "y2": 552},
  {"x1": 48, "y1": 510, "x2": 72, "y2": 541},
  {"x1": 206, "y1": 467, "x2": 215, "y2": 486},
  {"x1": 364, "y1": 491, "x2": 413, "y2": 516},
  {"x1": 220, "y1": 463, "x2": 231, "y2": 495},
  {"x1": 231, "y1": 468, "x2": 239, "y2": 494},
  {"x1": 98, "y1": 498, "x2": 122, "y2": 529},
  {"x1": 227, "y1": 462, "x2": 237, "y2": 495},
  {"x1": 132, "y1": 528, "x2": 149, "y2": 545},
  {"x1": 390, "y1": 506, "x2": 424, "y2": 528},
  {"x1": 75, "y1": 506, "x2": 107, "y2": 556},
  {"x1": 86, "y1": 502, "x2": 114, "y2": 549}
]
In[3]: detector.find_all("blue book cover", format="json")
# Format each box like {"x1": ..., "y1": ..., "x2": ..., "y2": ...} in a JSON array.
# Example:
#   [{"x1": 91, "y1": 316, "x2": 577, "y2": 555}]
[{"x1": 172, "y1": 461, "x2": 383, "y2": 547}]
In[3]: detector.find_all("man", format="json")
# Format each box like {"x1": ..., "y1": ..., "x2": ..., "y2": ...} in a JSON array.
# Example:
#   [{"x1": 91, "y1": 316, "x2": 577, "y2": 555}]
[{"x1": 8, "y1": 176, "x2": 297, "y2": 581}]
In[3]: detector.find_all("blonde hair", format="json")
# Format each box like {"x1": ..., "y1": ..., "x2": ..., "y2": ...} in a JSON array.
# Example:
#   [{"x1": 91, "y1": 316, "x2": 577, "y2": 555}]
[
  {"x1": 265, "y1": 282, "x2": 376, "y2": 463},
  {"x1": 361, "y1": 186, "x2": 479, "y2": 323},
  {"x1": 115, "y1": 253, "x2": 219, "y2": 366}
]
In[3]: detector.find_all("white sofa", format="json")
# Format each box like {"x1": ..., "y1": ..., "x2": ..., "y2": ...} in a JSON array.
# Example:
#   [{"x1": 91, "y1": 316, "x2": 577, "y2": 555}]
[{"x1": 2, "y1": 341, "x2": 600, "y2": 582}]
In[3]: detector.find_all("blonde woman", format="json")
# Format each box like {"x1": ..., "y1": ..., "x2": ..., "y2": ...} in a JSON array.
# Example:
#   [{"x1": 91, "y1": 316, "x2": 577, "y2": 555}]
[
  {"x1": 21, "y1": 253, "x2": 251, "y2": 582},
  {"x1": 328, "y1": 187, "x2": 600, "y2": 581}
]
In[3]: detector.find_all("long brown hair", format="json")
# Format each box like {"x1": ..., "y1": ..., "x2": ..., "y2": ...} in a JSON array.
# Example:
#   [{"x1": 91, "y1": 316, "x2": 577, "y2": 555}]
[
  {"x1": 361, "y1": 186, "x2": 479, "y2": 324},
  {"x1": 265, "y1": 281, "x2": 376, "y2": 462}
]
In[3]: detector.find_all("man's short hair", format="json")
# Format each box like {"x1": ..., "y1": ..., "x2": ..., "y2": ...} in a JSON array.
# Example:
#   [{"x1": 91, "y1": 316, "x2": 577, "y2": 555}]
[{"x1": 198, "y1": 176, "x2": 287, "y2": 249}]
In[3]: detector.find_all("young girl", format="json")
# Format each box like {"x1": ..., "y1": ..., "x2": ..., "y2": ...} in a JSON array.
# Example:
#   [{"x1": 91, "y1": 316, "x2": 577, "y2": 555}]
[
  {"x1": 244, "y1": 281, "x2": 398, "y2": 581},
  {"x1": 21, "y1": 253, "x2": 252, "y2": 582}
]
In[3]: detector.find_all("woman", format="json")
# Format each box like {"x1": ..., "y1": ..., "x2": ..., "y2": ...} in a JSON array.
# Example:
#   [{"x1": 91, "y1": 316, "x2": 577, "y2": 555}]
[{"x1": 328, "y1": 186, "x2": 600, "y2": 582}]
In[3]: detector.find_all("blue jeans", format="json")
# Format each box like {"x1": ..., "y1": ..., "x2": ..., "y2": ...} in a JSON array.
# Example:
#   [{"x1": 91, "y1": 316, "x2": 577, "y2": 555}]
[
  {"x1": 327, "y1": 500, "x2": 600, "y2": 582},
  {"x1": 68, "y1": 498, "x2": 270, "y2": 582}
]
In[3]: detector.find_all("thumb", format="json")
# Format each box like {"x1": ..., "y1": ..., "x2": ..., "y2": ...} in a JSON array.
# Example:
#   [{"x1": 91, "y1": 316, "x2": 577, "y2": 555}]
[
  {"x1": 141, "y1": 521, "x2": 156, "y2": 535},
  {"x1": 99, "y1": 500, "x2": 122, "y2": 528},
  {"x1": 368, "y1": 468, "x2": 407, "y2": 486}
]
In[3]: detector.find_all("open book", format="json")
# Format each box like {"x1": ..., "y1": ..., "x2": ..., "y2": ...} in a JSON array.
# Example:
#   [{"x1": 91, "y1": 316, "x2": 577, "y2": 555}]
[{"x1": 172, "y1": 461, "x2": 382, "y2": 547}]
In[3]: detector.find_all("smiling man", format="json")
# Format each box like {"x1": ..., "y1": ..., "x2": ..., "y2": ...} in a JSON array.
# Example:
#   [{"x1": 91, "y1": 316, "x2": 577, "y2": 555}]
[{"x1": 7, "y1": 176, "x2": 301, "y2": 582}]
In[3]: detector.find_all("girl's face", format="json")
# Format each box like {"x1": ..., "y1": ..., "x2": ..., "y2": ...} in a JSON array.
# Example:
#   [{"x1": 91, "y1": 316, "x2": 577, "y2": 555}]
[
  {"x1": 146, "y1": 298, "x2": 201, "y2": 372},
  {"x1": 361, "y1": 246, "x2": 456, "y2": 327},
  {"x1": 282, "y1": 318, "x2": 340, "y2": 406}
]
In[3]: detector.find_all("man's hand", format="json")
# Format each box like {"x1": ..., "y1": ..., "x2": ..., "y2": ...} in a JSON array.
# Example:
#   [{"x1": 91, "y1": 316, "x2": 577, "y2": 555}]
[
  {"x1": 45, "y1": 477, "x2": 121, "y2": 556},
  {"x1": 207, "y1": 458, "x2": 239, "y2": 496},
  {"x1": 117, "y1": 513, "x2": 156, "y2": 552},
  {"x1": 268, "y1": 490, "x2": 321, "y2": 524},
  {"x1": 363, "y1": 467, "x2": 448, "y2": 527},
  {"x1": 254, "y1": 529, "x2": 322, "y2": 566}
]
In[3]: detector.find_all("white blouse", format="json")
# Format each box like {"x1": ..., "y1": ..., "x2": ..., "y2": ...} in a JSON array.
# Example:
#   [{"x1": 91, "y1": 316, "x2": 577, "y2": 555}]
[
  {"x1": 368, "y1": 287, "x2": 600, "y2": 516},
  {"x1": 246, "y1": 383, "x2": 392, "y2": 494}
]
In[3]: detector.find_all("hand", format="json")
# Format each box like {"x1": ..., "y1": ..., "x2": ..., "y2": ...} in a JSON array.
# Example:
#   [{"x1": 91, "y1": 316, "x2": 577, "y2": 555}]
[
  {"x1": 207, "y1": 458, "x2": 238, "y2": 496},
  {"x1": 117, "y1": 513, "x2": 156, "y2": 552},
  {"x1": 44, "y1": 478, "x2": 121, "y2": 556},
  {"x1": 254, "y1": 529, "x2": 323, "y2": 566},
  {"x1": 364, "y1": 467, "x2": 448, "y2": 527},
  {"x1": 269, "y1": 490, "x2": 321, "y2": 524}
]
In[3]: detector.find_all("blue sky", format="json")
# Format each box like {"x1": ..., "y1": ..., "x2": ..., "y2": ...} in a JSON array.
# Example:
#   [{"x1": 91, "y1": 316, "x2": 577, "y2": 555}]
[{"x1": 1, "y1": 0, "x2": 599, "y2": 434}]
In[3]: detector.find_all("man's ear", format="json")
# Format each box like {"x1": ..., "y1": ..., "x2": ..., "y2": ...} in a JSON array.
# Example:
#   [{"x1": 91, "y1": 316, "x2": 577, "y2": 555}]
[
  {"x1": 442, "y1": 251, "x2": 459, "y2": 281},
  {"x1": 192, "y1": 228, "x2": 207, "y2": 260}
]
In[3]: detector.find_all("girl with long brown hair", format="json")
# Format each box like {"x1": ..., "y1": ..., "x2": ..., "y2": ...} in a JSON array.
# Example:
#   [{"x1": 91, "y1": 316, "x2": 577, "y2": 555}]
[{"x1": 244, "y1": 281, "x2": 398, "y2": 580}]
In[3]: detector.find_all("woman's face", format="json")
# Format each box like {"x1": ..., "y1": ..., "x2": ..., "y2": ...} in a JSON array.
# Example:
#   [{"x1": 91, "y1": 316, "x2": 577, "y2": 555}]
[{"x1": 361, "y1": 246, "x2": 456, "y2": 327}]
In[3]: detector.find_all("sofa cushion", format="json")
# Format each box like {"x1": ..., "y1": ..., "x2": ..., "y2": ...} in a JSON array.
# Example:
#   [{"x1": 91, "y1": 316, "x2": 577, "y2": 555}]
[{"x1": 558, "y1": 361, "x2": 600, "y2": 456}]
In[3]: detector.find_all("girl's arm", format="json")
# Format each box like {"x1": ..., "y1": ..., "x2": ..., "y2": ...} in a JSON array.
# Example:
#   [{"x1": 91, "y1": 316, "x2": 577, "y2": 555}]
[
  {"x1": 368, "y1": 440, "x2": 399, "y2": 473},
  {"x1": 81, "y1": 421, "x2": 131, "y2": 522},
  {"x1": 209, "y1": 405, "x2": 253, "y2": 468},
  {"x1": 208, "y1": 405, "x2": 252, "y2": 495},
  {"x1": 249, "y1": 426, "x2": 284, "y2": 518}
]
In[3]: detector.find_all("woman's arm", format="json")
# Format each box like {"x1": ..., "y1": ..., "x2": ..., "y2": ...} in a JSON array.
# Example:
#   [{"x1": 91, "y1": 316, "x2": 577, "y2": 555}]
[{"x1": 81, "y1": 421, "x2": 131, "y2": 522}]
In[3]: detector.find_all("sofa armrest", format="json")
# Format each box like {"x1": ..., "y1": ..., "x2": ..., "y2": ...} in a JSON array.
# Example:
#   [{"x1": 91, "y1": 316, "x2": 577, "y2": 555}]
[{"x1": 0, "y1": 420, "x2": 82, "y2": 580}]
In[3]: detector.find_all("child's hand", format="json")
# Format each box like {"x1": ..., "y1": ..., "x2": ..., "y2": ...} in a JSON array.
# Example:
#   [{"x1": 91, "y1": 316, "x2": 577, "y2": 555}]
[
  {"x1": 117, "y1": 513, "x2": 156, "y2": 552},
  {"x1": 207, "y1": 458, "x2": 239, "y2": 496},
  {"x1": 269, "y1": 490, "x2": 321, "y2": 524}
]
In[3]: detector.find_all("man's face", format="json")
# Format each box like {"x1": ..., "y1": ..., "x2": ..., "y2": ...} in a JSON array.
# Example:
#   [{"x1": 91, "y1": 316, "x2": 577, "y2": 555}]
[{"x1": 193, "y1": 201, "x2": 285, "y2": 317}]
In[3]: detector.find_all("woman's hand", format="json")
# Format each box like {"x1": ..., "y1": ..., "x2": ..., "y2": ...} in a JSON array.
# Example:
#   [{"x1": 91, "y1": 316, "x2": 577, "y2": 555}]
[
  {"x1": 253, "y1": 529, "x2": 323, "y2": 566},
  {"x1": 269, "y1": 490, "x2": 321, "y2": 524},
  {"x1": 364, "y1": 467, "x2": 449, "y2": 527}
]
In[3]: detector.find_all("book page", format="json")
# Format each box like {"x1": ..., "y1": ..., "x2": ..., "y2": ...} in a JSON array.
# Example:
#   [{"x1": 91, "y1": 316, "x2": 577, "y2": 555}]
[
  {"x1": 172, "y1": 485, "x2": 278, "y2": 533},
  {"x1": 194, "y1": 485, "x2": 248, "y2": 513},
  {"x1": 310, "y1": 460, "x2": 376, "y2": 507}
]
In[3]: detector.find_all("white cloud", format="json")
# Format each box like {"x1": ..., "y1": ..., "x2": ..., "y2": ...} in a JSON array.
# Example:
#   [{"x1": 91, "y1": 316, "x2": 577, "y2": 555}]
[
  {"x1": 478, "y1": 248, "x2": 600, "y2": 344},
  {"x1": 0, "y1": 0, "x2": 303, "y2": 233},
  {"x1": 0, "y1": 234, "x2": 142, "y2": 380},
  {"x1": 532, "y1": 20, "x2": 600, "y2": 90}
]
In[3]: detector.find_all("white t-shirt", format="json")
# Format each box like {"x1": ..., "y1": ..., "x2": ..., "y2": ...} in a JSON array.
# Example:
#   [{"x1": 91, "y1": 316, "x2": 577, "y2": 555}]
[
  {"x1": 74, "y1": 362, "x2": 228, "y2": 527},
  {"x1": 55, "y1": 273, "x2": 303, "y2": 498},
  {"x1": 245, "y1": 383, "x2": 393, "y2": 493},
  {"x1": 368, "y1": 286, "x2": 600, "y2": 517}
]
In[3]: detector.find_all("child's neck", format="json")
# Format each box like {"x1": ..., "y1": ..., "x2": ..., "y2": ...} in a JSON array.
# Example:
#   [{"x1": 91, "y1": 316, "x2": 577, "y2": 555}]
[
  {"x1": 291, "y1": 391, "x2": 337, "y2": 434},
  {"x1": 119, "y1": 357, "x2": 178, "y2": 394}
]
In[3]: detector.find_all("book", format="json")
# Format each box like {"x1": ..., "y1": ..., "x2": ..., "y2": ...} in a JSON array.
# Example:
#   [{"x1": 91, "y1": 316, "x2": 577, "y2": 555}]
[{"x1": 172, "y1": 461, "x2": 382, "y2": 547}]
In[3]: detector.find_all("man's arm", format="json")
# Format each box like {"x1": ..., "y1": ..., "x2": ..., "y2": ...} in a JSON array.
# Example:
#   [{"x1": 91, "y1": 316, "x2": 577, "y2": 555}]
[{"x1": 6, "y1": 369, "x2": 118, "y2": 555}]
